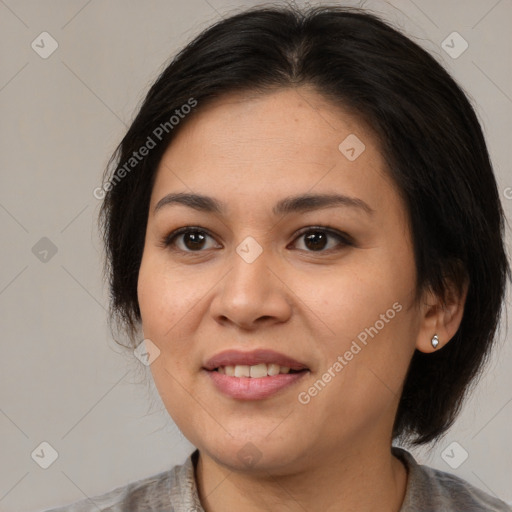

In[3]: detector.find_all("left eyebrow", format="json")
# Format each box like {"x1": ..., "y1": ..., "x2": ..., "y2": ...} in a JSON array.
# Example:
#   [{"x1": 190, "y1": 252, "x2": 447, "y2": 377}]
[
  {"x1": 153, "y1": 192, "x2": 375, "y2": 216},
  {"x1": 273, "y1": 192, "x2": 374, "y2": 216}
]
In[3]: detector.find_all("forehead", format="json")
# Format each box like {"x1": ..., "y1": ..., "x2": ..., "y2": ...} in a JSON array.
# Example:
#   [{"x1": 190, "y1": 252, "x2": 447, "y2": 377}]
[{"x1": 151, "y1": 87, "x2": 398, "y2": 218}]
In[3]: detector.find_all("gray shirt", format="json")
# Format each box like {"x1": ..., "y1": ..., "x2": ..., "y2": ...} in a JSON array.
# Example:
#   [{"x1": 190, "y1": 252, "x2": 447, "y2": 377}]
[{"x1": 42, "y1": 447, "x2": 511, "y2": 511}]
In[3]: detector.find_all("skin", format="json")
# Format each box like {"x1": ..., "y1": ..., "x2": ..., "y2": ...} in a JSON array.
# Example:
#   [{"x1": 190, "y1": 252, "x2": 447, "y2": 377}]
[{"x1": 137, "y1": 87, "x2": 466, "y2": 512}]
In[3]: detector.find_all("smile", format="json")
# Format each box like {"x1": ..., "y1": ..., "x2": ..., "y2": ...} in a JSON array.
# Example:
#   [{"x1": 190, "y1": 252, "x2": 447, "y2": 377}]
[
  {"x1": 215, "y1": 363, "x2": 302, "y2": 377},
  {"x1": 205, "y1": 367, "x2": 308, "y2": 400}
]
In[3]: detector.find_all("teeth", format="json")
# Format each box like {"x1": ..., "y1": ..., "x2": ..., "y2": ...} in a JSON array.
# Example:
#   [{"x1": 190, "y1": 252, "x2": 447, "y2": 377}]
[
  {"x1": 216, "y1": 364, "x2": 297, "y2": 377},
  {"x1": 267, "y1": 363, "x2": 281, "y2": 376},
  {"x1": 250, "y1": 364, "x2": 267, "y2": 378},
  {"x1": 234, "y1": 365, "x2": 250, "y2": 377}
]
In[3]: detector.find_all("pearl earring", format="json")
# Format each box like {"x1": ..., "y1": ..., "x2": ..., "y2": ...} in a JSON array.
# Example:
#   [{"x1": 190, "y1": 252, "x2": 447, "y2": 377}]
[{"x1": 431, "y1": 334, "x2": 439, "y2": 349}]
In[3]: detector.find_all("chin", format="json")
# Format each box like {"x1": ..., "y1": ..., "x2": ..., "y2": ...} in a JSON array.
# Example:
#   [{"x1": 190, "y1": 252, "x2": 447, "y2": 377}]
[{"x1": 197, "y1": 432, "x2": 310, "y2": 475}]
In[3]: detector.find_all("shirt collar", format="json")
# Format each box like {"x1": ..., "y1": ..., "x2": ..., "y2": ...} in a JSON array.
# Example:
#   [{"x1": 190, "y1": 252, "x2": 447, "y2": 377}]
[{"x1": 170, "y1": 446, "x2": 423, "y2": 512}]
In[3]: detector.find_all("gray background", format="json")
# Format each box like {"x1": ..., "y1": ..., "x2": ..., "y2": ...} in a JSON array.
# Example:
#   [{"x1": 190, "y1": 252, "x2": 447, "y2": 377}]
[{"x1": 0, "y1": 0, "x2": 511, "y2": 510}]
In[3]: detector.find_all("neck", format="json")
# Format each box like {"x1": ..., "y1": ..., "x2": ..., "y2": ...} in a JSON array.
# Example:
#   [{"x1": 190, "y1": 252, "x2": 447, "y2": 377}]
[{"x1": 195, "y1": 442, "x2": 408, "y2": 512}]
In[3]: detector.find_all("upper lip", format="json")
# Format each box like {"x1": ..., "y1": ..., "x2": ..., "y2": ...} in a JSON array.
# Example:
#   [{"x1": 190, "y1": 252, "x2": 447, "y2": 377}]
[{"x1": 203, "y1": 349, "x2": 309, "y2": 371}]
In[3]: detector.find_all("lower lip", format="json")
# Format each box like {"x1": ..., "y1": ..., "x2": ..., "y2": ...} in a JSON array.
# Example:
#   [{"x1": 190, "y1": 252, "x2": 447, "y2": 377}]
[{"x1": 205, "y1": 369, "x2": 308, "y2": 400}]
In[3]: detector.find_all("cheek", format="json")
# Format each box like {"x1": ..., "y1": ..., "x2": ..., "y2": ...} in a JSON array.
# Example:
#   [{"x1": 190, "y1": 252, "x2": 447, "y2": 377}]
[
  {"x1": 302, "y1": 256, "x2": 414, "y2": 342},
  {"x1": 137, "y1": 253, "x2": 195, "y2": 335},
  {"x1": 137, "y1": 256, "x2": 197, "y2": 420},
  {"x1": 301, "y1": 245, "x2": 418, "y2": 397},
  {"x1": 136, "y1": 252, "x2": 211, "y2": 381}
]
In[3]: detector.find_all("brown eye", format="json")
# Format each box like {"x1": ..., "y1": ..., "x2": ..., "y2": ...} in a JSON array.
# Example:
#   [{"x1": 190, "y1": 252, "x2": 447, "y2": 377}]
[
  {"x1": 181, "y1": 231, "x2": 208, "y2": 250},
  {"x1": 292, "y1": 227, "x2": 353, "y2": 252},
  {"x1": 162, "y1": 226, "x2": 353, "y2": 254},
  {"x1": 163, "y1": 228, "x2": 219, "y2": 252},
  {"x1": 303, "y1": 231, "x2": 328, "y2": 251}
]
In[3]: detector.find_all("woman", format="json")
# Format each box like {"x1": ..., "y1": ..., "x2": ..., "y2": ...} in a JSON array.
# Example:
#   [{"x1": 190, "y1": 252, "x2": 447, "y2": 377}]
[{"x1": 45, "y1": 4, "x2": 511, "y2": 511}]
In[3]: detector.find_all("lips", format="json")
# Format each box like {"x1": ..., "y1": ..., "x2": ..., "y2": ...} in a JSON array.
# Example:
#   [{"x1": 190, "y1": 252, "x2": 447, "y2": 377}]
[
  {"x1": 203, "y1": 349, "x2": 310, "y2": 400},
  {"x1": 203, "y1": 349, "x2": 309, "y2": 372}
]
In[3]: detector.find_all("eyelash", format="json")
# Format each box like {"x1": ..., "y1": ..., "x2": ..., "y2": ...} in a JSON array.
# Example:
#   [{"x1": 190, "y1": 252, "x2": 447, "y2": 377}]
[{"x1": 160, "y1": 225, "x2": 354, "y2": 254}]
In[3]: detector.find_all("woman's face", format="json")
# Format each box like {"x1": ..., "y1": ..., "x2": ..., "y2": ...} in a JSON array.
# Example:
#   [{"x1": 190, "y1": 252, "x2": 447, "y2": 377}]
[{"x1": 137, "y1": 87, "x2": 425, "y2": 473}]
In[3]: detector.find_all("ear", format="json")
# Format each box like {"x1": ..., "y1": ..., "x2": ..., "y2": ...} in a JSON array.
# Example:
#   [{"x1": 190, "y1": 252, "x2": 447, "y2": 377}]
[{"x1": 415, "y1": 275, "x2": 469, "y2": 353}]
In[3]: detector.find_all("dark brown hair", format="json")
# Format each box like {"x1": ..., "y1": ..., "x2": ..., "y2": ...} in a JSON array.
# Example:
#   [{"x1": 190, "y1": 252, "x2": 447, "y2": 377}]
[{"x1": 98, "y1": 4, "x2": 510, "y2": 446}]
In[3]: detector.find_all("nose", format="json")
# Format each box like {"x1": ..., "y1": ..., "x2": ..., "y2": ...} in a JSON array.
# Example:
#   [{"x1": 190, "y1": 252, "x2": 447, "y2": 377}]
[{"x1": 209, "y1": 244, "x2": 293, "y2": 330}]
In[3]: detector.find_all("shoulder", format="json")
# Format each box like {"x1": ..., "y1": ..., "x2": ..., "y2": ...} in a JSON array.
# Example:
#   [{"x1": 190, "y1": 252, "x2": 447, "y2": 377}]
[
  {"x1": 393, "y1": 446, "x2": 512, "y2": 512},
  {"x1": 40, "y1": 450, "x2": 202, "y2": 512}
]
